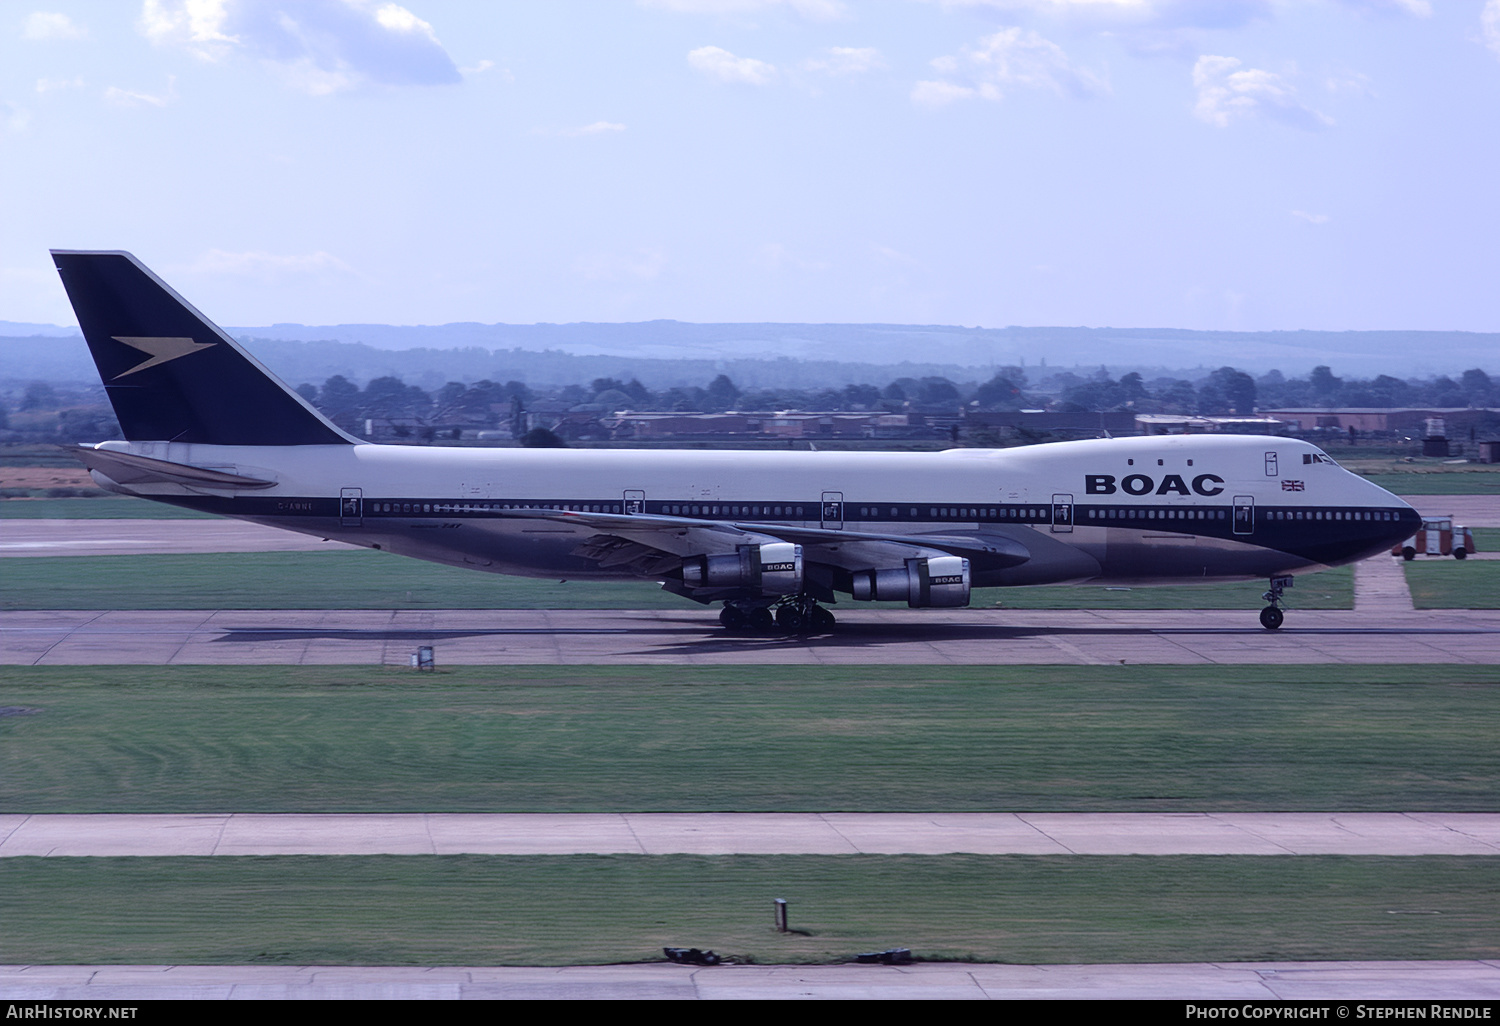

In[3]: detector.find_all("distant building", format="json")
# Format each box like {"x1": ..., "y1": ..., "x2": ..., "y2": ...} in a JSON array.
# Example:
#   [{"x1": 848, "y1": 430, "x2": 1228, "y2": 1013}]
[
  {"x1": 1135, "y1": 414, "x2": 1286, "y2": 436},
  {"x1": 1264, "y1": 408, "x2": 1500, "y2": 436},
  {"x1": 601, "y1": 410, "x2": 936, "y2": 442}
]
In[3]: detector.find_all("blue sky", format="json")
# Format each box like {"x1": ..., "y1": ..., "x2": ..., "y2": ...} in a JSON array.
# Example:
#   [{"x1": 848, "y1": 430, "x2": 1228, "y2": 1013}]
[{"x1": 3, "y1": 0, "x2": 1497, "y2": 333}]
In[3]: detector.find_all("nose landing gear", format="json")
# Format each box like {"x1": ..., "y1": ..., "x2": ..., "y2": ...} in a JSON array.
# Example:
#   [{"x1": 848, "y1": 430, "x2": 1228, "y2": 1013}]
[{"x1": 1259, "y1": 575, "x2": 1293, "y2": 630}]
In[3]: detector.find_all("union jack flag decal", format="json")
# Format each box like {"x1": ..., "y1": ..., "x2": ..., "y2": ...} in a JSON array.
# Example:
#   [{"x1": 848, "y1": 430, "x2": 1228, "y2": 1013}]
[{"x1": 1282, "y1": 480, "x2": 1305, "y2": 491}]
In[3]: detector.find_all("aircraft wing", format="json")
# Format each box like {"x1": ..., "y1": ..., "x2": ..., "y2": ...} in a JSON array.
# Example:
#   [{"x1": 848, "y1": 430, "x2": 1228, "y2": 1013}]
[{"x1": 492, "y1": 506, "x2": 1031, "y2": 572}]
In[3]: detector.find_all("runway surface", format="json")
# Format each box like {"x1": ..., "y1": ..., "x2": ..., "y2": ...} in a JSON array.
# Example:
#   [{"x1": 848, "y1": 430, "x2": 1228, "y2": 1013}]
[
  {"x1": 5, "y1": 606, "x2": 1499, "y2": 664},
  {"x1": 6, "y1": 960, "x2": 1500, "y2": 1000},
  {"x1": 6, "y1": 812, "x2": 1500, "y2": 857}
]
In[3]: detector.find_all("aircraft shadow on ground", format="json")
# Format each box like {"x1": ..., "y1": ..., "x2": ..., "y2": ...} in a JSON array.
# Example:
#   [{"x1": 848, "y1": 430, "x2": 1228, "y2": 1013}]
[{"x1": 201, "y1": 616, "x2": 1496, "y2": 650}]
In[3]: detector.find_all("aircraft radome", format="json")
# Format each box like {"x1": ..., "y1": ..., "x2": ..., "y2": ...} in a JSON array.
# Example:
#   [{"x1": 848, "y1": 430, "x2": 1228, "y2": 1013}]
[{"x1": 52, "y1": 250, "x2": 1420, "y2": 633}]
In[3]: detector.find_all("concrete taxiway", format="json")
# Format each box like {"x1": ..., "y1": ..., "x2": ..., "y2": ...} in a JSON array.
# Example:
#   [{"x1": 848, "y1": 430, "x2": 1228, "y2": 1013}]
[
  {"x1": 6, "y1": 960, "x2": 1500, "y2": 1000},
  {"x1": 5, "y1": 812, "x2": 1500, "y2": 857},
  {"x1": 0, "y1": 518, "x2": 357, "y2": 556},
  {"x1": 5, "y1": 606, "x2": 1499, "y2": 664}
]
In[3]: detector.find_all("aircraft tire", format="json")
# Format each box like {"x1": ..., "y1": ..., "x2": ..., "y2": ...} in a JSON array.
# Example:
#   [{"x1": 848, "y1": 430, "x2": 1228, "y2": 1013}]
[
  {"x1": 1454, "y1": 548, "x2": 1467, "y2": 560},
  {"x1": 747, "y1": 607, "x2": 775, "y2": 632},
  {"x1": 811, "y1": 606, "x2": 836, "y2": 633},
  {"x1": 775, "y1": 604, "x2": 806, "y2": 633},
  {"x1": 1259, "y1": 606, "x2": 1284, "y2": 630},
  {"x1": 1402, "y1": 547, "x2": 1416, "y2": 561},
  {"x1": 720, "y1": 605, "x2": 747, "y2": 629}
]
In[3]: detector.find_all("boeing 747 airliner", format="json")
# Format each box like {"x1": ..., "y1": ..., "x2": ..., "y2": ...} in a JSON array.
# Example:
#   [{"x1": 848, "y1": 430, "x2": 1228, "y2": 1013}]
[{"x1": 52, "y1": 250, "x2": 1420, "y2": 632}]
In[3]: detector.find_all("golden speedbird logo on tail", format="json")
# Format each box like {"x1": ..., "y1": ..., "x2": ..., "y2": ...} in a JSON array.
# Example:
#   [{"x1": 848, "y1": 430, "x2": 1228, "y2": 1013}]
[{"x1": 110, "y1": 336, "x2": 216, "y2": 379}]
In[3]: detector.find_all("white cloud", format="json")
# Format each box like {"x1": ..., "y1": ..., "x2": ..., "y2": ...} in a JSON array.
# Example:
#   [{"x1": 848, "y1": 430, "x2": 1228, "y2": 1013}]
[
  {"x1": 1292, "y1": 210, "x2": 1331, "y2": 224},
  {"x1": 1483, "y1": 0, "x2": 1500, "y2": 61},
  {"x1": 803, "y1": 46, "x2": 885, "y2": 75},
  {"x1": 138, "y1": 0, "x2": 235, "y2": 58},
  {"x1": 1335, "y1": 0, "x2": 1431, "y2": 16},
  {"x1": 911, "y1": 79, "x2": 978, "y2": 107},
  {"x1": 139, "y1": 0, "x2": 462, "y2": 93},
  {"x1": 188, "y1": 249, "x2": 352, "y2": 277},
  {"x1": 1324, "y1": 70, "x2": 1375, "y2": 97},
  {"x1": 1192, "y1": 55, "x2": 1332, "y2": 130},
  {"x1": 1, "y1": 100, "x2": 31, "y2": 134},
  {"x1": 752, "y1": 242, "x2": 827, "y2": 273},
  {"x1": 36, "y1": 76, "x2": 84, "y2": 94},
  {"x1": 643, "y1": 0, "x2": 846, "y2": 20},
  {"x1": 575, "y1": 248, "x2": 667, "y2": 282},
  {"x1": 539, "y1": 121, "x2": 627, "y2": 137},
  {"x1": 688, "y1": 45, "x2": 777, "y2": 84},
  {"x1": 926, "y1": 0, "x2": 1268, "y2": 29},
  {"x1": 572, "y1": 121, "x2": 626, "y2": 135},
  {"x1": 22, "y1": 11, "x2": 85, "y2": 39},
  {"x1": 104, "y1": 76, "x2": 177, "y2": 108},
  {"x1": 917, "y1": 27, "x2": 1107, "y2": 106}
]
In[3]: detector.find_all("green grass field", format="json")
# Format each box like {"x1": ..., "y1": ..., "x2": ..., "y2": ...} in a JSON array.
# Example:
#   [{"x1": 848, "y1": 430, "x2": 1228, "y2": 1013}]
[
  {"x1": 0, "y1": 549, "x2": 1354, "y2": 610},
  {"x1": 1344, "y1": 455, "x2": 1500, "y2": 495},
  {"x1": 1405, "y1": 560, "x2": 1500, "y2": 609},
  {"x1": 0, "y1": 496, "x2": 218, "y2": 519},
  {"x1": 1358, "y1": 472, "x2": 1500, "y2": 495},
  {"x1": 6, "y1": 665, "x2": 1500, "y2": 814},
  {"x1": 4, "y1": 855, "x2": 1498, "y2": 966}
]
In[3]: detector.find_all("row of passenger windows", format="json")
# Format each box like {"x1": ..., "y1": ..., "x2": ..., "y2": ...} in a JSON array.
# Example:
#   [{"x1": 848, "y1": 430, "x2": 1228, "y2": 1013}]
[
  {"x1": 368, "y1": 501, "x2": 1403, "y2": 524},
  {"x1": 858, "y1": 507, "x2": 1047, "y2": 520},
  {"x1": 666, "y1": 505, "x2": 803, "y2": 517},
  {"x1": 1088, "y1": 508, "x2": 1225, "y2": 521},
  {"x1": 373, "y1": 502, "x2": 623, "y2": 515},
  {"x1": 1264, "y1": 509, "x2": 1400, "y2": 522}
]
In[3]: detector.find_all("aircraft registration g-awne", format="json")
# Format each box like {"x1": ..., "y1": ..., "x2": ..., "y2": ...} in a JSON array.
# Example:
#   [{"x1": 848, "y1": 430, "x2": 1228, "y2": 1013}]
[{"x1": 53, "y1": 250, "x2": 1421, "y2": 633}]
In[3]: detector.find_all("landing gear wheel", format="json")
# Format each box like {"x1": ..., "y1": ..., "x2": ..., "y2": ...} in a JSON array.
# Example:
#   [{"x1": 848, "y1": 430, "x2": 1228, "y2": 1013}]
[
  {"x1": 810, "y1": 605, "x2": 836, "y2": 633},
  {"x1": 1455, "y1": 548, "x2": 1467, "y2": 560},
  {"x1": 719, "y1": 604, "x2": 746, "y2": 630},
  {"x1": 1402, "y1": 547, "x2": 1416, "y2": 561},
  {"x1": 775, "y1": 604, "x2": 806, "y2": 633},
  {"x1": 1259, "y1": 606, "x2": 1284, "y2": 630},
  {"x1": 747, "y1": 607, "x2": 774, "y2": 632}
]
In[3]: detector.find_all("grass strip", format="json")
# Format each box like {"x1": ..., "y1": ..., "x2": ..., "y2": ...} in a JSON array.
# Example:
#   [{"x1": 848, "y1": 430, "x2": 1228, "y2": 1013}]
[
  {"x1": 0, "y1": 550, "x2": 1354, "y2": 610},
  {"x1": 1358, "y1": 470, "x2": 1500, "y2": 495},
  {"x1": 0, "y1": 497, "x2": 218, "y2": 519},
  {"x1": 1405, "y1": 560, "x2": 1500, "y2": 609},
  {"x1": 3, "y1": 855, "x2": 1498, "y2": 967},
  {"x1": 6, "y1": 665, "x2": 1500, "y2": 813}
]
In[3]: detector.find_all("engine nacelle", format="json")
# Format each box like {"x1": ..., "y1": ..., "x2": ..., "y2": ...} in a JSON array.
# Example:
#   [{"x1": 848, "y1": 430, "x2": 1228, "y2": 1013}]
[
  {"x1": 851, "y1": 555, "x2": 971, "y2": 608},
  {"x1": 682, "y1": 542, "x2": 803, "y2": 596}
]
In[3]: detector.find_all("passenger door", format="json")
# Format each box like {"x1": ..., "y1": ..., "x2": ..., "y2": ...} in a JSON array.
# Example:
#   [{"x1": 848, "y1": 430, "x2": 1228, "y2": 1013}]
[
  {"x1": 1051, "y1": 493, "x2": 1073, "y2": 534},
  {"x1": 821, "y1": 491, "x2": 844, "y2": 530},
  {"x1": 1233, "y1": 495, "x2": 1255, "y2": 535}
]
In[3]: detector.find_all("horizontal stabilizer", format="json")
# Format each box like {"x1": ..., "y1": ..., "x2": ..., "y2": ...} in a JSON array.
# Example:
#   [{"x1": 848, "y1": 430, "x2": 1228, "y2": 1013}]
[{"x1": 74, "y1": 446, "x2": 278, "y2": 490}]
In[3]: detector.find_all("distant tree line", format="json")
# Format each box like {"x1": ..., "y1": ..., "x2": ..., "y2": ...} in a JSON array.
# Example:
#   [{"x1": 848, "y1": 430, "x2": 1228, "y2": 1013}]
[{"x1": 2, "y1": 364, "x2": 1496, "y2": 445}]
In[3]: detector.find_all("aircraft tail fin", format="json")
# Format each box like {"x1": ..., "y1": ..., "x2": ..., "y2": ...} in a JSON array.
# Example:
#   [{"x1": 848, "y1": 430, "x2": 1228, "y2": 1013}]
[{"x1": 51, "y1": 250, "x2": 355, "y2": 446}]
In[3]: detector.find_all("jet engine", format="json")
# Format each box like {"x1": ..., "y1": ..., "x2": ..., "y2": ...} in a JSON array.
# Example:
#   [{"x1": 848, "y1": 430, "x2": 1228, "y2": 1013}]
[
  {"x1": 682, "y1": 542, "x2": 803, "y2": 596},
  {"x1": 850, "y1": 555, "x2": 971, "y2": 608}
]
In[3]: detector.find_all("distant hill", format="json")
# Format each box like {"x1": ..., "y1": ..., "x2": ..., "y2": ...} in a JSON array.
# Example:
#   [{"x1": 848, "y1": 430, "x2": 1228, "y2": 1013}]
[{"x1": 1, "y1": 321, "x2": 1494, "y2": 389}]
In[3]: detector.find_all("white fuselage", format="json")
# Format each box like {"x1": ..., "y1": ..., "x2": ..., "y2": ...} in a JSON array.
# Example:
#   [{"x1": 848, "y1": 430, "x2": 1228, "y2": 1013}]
[{"x1": 89, "y1": 433, "x2": 1419, "y2": 595}]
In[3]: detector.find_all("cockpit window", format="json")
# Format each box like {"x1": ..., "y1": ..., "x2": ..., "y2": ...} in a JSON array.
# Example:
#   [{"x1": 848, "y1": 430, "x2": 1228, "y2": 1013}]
[{"x1": 1302, "y1": 451, "x2": 1338, "y2": 466}]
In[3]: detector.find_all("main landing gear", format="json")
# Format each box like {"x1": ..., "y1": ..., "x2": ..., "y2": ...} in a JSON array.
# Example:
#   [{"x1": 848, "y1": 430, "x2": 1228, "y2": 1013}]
[
  {"x1": 1259, "y1": 575, "x2": 1293, "y2": 630},
  {"x1": 720, "y1": 596, "x2": 836, "y2": 635}
]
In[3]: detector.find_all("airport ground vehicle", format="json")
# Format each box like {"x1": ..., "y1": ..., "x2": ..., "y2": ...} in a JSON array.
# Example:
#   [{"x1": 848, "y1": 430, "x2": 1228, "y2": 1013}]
[
  {"x1": 1394, "y1": 517, "x2": 1478, "y2": 560},
  {"x1": 53, "y1": 250, "x2": 1422, "y2": 631}
]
